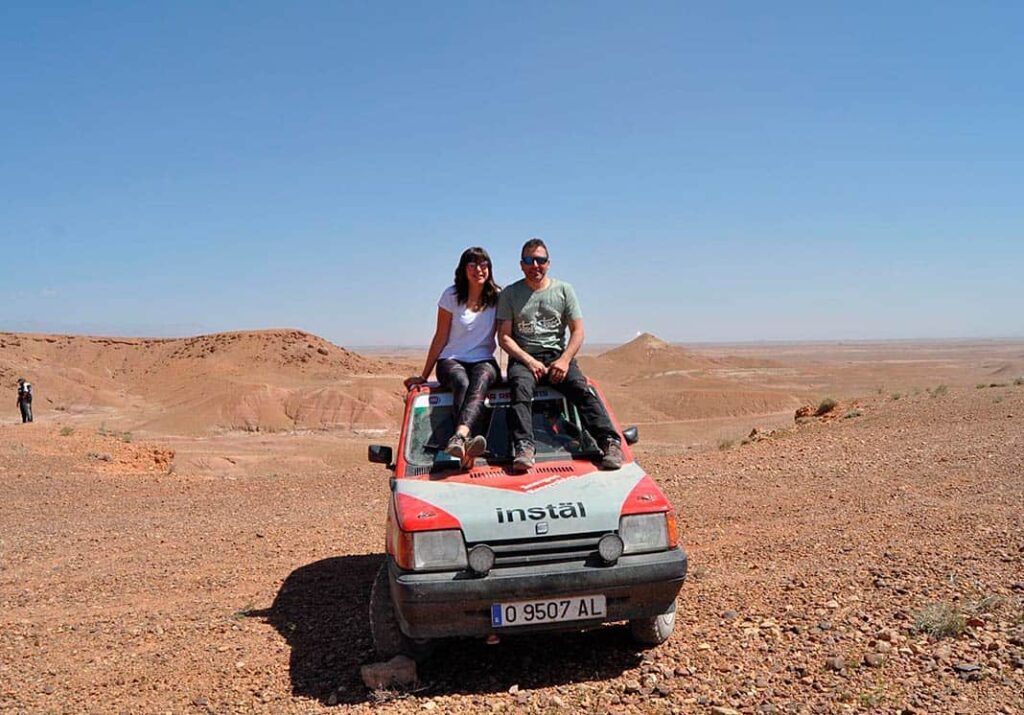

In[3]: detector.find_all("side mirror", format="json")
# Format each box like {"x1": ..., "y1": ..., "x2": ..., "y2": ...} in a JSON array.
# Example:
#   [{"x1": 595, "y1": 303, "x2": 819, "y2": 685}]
[
  {"x1": 368, "y1": 445, "x2": 393, "y2": 466},
  {"x1": 622, "y1": 426, "x2": 639, "y2": 445}
]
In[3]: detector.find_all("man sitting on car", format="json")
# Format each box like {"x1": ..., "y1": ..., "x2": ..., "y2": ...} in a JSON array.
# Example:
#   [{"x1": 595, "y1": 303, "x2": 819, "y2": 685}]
[{"x1": 496, "y1": 238, "x2": 624, "y2": 473}]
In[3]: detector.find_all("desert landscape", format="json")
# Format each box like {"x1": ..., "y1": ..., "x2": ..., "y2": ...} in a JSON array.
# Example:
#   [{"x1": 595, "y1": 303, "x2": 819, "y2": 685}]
[{"x1": 1, "y1": 330, "x2": 1022, "y2": 713}]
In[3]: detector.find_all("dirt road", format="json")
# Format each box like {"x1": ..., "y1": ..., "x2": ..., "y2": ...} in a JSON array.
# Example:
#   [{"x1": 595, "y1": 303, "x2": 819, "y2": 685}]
[{"x1": 1, "y1": 385, "x2": 1022, "y2": 713}]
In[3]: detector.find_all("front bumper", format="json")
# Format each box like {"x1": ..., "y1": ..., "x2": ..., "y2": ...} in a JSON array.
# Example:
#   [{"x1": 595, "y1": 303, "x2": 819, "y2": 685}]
[{"x1": 389, "y1": 547, "x2": 687, "y2": 639}]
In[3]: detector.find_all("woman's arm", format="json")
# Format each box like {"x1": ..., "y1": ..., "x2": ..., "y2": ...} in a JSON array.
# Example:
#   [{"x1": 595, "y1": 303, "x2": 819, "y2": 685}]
[{"x1": 404, "y1": 307, "x2": 453, "y2": 389}]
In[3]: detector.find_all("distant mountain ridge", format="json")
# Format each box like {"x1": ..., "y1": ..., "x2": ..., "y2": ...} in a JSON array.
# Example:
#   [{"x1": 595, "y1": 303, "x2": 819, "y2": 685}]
[{"x1": 0, "y1": 329, "x2": 409, "y2": 433}]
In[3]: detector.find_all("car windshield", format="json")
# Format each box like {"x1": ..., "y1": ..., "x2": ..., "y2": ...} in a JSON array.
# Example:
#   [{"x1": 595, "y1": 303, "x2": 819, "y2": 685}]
[{"x1": 403, "y1": 385, "x2": 603, "y2": 471}]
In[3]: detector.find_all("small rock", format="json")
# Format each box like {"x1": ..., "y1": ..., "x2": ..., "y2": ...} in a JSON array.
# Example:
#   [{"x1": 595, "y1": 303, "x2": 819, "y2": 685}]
[
  {"x1": 711, "y1": 707, "x2": 741, "y2": 715},
  {"x1": 722, "y1": 610, "x2": 739, "y2": 621},
  {"x1": 825, "y1": 656, "x2": 845, "y2": 672},
  {"x1": 360, "y1": 655, "x2": 417, "y2": 690},
  {"x1": 656, "y1": 683, "x2": 672, "y2": 697},
  {"x1": 326, "y1": 692, "x2": 338, "y2": 706},
  {"x1": 192, "y1": 697, "x2": 209, "y2": 707},
  {"x1": 953, "y1": 662, "x2": 982, "y2": 681},
  {"x1": 864, "y1": 653, "x2": 886, "y2": 667},
  {"x1": 508, "y1": 684, "x2": 519, "y2": 694},
  {"x1": 623, "y1": 679, "x2": 642, "y2": 694}
]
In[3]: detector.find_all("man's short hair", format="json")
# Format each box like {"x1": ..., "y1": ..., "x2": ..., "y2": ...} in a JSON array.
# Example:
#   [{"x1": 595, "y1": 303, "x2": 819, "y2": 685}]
[{"x1": 521, "y1": 237, "x2": 548, "y2": 258}]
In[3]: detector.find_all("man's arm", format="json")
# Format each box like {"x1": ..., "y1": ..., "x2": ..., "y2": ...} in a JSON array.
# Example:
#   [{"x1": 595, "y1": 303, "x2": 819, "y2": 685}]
[
  {"x1": 548, "y1": 318, "x2": 584, "y2": 384},
  {"x1": 498, "y1": 320, "x2": 546, "y2": 380}
]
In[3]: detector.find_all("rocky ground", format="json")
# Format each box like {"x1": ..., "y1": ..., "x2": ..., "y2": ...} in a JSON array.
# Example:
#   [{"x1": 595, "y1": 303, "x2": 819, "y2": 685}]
[{"x1": 1, "y1": 383, "x2": 1022, "y2": 713}]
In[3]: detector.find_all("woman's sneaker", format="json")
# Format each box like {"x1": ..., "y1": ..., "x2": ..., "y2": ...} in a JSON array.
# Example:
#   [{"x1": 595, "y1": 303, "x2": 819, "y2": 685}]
[
  {"x1": 445, "y1": 433, "x2": 467, "y2": 460},
  {"x1": 512, "y1": 441, "x2": 535, "y2": 473},
  {"x1": 462, "y1": 435, "x2": 487, "y2": 469}
]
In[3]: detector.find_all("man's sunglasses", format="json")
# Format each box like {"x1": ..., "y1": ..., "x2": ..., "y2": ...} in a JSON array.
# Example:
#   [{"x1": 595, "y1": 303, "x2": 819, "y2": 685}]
[{"x1": 521, "y1": 256, "x2": 549, "y2": 266}]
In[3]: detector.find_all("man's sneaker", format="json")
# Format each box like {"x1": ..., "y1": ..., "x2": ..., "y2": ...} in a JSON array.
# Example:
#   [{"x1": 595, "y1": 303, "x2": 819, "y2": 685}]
[
  {"x1": 599, "y1": 439, "x2": 624, "y2": 470},
  {"x1": 512, "y1": 441, "x2": 535, "y2": 473},
  {"x1": 445, "y1": 433, "x2": 467, "y2": 460},
  {"x1": 462, "y1": 435, "x2": 487, "y2": 469}
]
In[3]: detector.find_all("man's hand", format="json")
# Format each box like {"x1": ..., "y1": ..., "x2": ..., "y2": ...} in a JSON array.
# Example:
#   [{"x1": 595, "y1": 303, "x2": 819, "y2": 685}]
[
  {"x1": 547, "y1": 356, "x2": 571, "y2": 383},
  {"x1": 526, "y1": 357, "x2": 548, "y2": 381}
]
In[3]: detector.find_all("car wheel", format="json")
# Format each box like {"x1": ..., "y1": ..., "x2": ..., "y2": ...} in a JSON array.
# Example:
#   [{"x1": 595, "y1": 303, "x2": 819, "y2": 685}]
[
  {"x1": 368, "y1": 562, "x2": 434, "y2": 661},
  {"x1": 629, "y1": 600, "x2": 677, "y2": 646}
]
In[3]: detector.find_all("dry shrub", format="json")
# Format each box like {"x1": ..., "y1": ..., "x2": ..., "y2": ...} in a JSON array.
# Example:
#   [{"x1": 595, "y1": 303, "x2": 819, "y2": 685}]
[
  {"x1": 815, "y1": 397, "x2": 838, "y2": 416},
  {"x1": 913, "y1": 602, "x2": 965, "y2": 639}
]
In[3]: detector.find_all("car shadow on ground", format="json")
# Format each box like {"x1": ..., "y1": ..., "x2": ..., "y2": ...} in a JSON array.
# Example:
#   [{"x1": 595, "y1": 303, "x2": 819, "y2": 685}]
[{"x1": 250, "y1": 554, "x2": 644, "y2": 705}]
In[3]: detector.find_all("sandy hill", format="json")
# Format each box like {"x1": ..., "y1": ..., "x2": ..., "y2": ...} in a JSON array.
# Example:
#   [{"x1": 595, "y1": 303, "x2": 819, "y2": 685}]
[
  {"x1": 586, "y1": 333, "x2": 717, "y2": 376},
  {"x1": 578, "y1": 333, "x2": 801, "y2": 424},
  {"x1": 0, "y1": 329, "x2": 410, "y2": 434}
]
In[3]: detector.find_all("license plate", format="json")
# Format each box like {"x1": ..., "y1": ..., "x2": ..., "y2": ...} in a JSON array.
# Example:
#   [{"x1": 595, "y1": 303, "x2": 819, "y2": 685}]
[{"x1": 491, "y1": 595, "x2": 606, "y2": 628}]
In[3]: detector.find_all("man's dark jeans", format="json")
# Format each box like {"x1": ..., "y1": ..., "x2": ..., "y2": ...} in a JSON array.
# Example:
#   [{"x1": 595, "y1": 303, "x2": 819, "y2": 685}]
[
  {"x1": 507, "y1": 350, "x2": 618, "y2": 448},
  {"x1": 19, "y1": 400, "x2": 32, "y2": 423}
]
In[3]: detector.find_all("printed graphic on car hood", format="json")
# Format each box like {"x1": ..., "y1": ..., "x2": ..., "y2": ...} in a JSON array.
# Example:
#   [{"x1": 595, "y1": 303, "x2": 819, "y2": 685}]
[{"x1": 394, "y1": 462, "x2": 650, "y2": 541}]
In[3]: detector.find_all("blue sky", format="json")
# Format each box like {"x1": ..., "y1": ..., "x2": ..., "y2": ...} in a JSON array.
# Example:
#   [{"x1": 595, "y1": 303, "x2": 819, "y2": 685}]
[{"x1": 2, "y1": 2, "x2": 1021, "y2": 345}]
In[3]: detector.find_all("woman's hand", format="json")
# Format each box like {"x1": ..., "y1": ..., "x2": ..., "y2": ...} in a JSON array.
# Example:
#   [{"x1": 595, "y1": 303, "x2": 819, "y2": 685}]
[{"x1": 404, "y1": 375, "x2": 427, "y2": 390}]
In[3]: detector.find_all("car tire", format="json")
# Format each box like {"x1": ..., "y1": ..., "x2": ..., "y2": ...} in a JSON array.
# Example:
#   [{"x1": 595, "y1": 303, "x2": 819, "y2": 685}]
[
  {"x1": 369, "y1": 561, "x2": 434, "y2": 661},
  {"x1": 629, "y1": 600, "x2": 677, "y2": 646}
]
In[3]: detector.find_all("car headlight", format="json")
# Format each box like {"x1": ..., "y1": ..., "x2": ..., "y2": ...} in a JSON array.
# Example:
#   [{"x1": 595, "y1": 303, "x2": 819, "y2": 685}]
[
  {"x1": 412, "y1": 530, "x2": 467, "y2": 571},
  {"x1": 619, "y1": 513, "x2": 670, "y2": 554}
]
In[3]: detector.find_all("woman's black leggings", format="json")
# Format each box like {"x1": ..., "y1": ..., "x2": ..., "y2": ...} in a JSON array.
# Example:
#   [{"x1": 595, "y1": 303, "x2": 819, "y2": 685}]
[{"x1": 435, "y1": 358, "x2": 500, "y2": 435}]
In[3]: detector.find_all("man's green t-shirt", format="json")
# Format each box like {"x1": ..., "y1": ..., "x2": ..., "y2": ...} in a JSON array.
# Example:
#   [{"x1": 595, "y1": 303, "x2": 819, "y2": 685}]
[{"x1": 496, "y1": 278, "x2": 582, "y2": 355}]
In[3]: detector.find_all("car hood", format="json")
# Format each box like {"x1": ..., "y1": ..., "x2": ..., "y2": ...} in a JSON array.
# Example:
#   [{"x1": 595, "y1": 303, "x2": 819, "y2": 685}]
[{"x1": 393, "y1": 462, "x2": 654, "y2": 542}]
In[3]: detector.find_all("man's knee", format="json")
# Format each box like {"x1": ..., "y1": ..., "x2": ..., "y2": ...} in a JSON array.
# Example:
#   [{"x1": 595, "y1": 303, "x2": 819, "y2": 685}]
[
  {"x1": 558, "y1": 370, "x2": 592, "y2": 399},
  {"x1": 507, "y1": 370, "x2": 536, "y2": 402},
  {"x1": 510, "y1": 379, "x2": 535, "y2": 403}
]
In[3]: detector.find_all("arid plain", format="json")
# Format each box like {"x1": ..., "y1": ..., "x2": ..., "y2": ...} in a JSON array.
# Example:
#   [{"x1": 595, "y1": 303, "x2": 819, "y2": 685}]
[{"x1": 1, "y1": 330, "x2": 1022, "y2": 714}]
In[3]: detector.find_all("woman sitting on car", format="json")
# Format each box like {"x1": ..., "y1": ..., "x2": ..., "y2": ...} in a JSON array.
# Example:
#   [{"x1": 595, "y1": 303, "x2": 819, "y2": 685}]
[{"x1": 404, "y1": 247, "x2": 501, "y2": 467}]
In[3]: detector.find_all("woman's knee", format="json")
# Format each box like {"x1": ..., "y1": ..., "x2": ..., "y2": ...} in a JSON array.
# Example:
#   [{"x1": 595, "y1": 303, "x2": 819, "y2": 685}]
[{"x1": 446, "y1": 371, "x2": 470, "y2": 392}]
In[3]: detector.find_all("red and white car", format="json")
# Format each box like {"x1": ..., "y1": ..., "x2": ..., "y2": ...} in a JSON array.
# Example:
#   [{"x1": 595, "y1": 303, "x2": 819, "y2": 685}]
[{"x1": 367, "y1": 379, "x2": 688, "y2": 658}]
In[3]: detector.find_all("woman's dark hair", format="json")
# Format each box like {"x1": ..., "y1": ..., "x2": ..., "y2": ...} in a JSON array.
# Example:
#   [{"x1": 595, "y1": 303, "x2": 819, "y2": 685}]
[{"x1": 454, "y1": 246, "x2": 500, "y2": 307}]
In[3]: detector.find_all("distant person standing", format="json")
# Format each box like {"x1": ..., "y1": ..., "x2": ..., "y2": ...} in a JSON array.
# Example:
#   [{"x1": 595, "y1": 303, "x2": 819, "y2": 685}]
[{"x1": 16, "y1": 378, "x2": 33, "y2": 423}]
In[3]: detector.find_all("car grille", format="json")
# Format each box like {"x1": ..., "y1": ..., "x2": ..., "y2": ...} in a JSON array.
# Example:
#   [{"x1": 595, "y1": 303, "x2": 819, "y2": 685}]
[{"x1": 468, "y1": 531, "x2": 606, "y2": 568}]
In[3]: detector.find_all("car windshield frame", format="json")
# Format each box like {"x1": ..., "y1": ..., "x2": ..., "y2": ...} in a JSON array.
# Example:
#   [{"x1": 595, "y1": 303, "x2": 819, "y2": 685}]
[{"x1": 403, "y1": 384, "x2": 604, "y2": 471}]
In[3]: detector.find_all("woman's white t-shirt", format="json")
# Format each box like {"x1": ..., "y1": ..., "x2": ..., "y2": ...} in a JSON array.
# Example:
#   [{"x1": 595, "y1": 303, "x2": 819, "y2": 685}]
[{"x1": 437, "y1": 286, "x2": 497, "y2": 362}]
